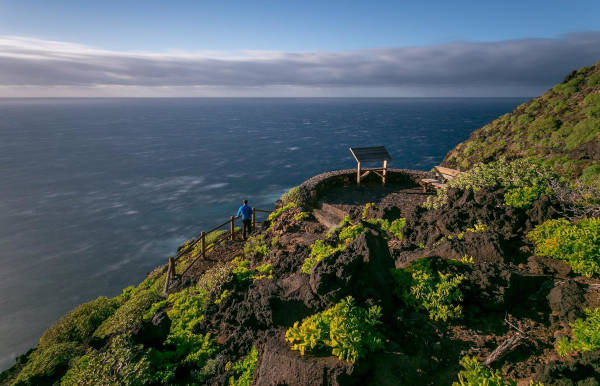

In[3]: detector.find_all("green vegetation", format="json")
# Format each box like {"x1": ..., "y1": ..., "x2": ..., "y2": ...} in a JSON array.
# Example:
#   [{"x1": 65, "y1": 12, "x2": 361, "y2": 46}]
[
  {"x1": 392, "y1": 258, "x2": 465, "y2": 322},
  {"x1": 556, "y1": 308, "x2": 600, "y2": 356},
  {"x1": 361, "y1": 203, "x2": 407, "y2": 239},
  {"x1": 293, "y1": 211, "x2": 309, "y2": 221},
  {"x1": 243, "y1": 234, "x2": 270, "y2": 259},
  {"x1": 39, "y1": 296, "x2": 119, "y2": 348},
  {"x1": 231, "y1": 257, "x2": 274, "y2": 282},
  {"x1": 528, "y1": 218, "x2": 600, "y2": 277},
  {"x1": 197, "y1": 263, "x2": 235, "y2": 301},
  {"x1": 338, "y1": 223, "x2": 365, "y2": 243},
  {"x1": 281, "y1": 186, "x2": 301, "y2": 206},
  {"x1": 453, "y1": 356, "x2": 523, "y2": 386},
  {"x1": 268, "y1": 202, "x2": 296, "y2": 222},
  {"x1": 285, "y1": 297, "x2": 383, "y2": 363},
  {"x1": 226, "y1": 346, "x2": 259, "y2": 386},
  {"x1": 94, "y1": 290, "x2": 161, "y2": 339},
  {"x1": 424, "y1": 158, "x2": 555, "y2": 210},
  {"x1": 302, "y1": 218, "x2": 367, "y2": 274},
  {"x1": 12, "y1": 343, "x2": 83, "y2": 385},
  {"x1": 444, "y1": 61, "x2": 600, "y2": 177},
  {"x1": 61, "y1": 336, "x2": 151, "y2": 386},
  {"x1": 302, "y1": 240, "x2": 345, "y2": 274}
]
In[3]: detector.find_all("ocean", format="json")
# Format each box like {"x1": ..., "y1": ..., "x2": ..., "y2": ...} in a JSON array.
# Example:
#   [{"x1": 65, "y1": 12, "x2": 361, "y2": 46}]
[{"x1": 0, "y1": 97, "x2": 528, "y2": 370}]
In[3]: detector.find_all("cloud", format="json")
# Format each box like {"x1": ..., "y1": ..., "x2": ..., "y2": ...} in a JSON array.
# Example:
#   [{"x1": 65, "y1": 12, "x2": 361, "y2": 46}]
[{"x1": 0, "y1": 33, "x2": 599, "y2": 96}]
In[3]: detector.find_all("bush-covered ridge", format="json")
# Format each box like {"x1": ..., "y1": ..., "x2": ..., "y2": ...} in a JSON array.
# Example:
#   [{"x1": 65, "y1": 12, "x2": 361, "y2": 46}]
[{"x1": 443, "y1": 61, "x2": 600, "y2": 184}]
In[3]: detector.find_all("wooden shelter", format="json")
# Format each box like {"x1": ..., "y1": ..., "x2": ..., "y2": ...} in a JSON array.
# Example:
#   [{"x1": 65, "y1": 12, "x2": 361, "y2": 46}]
[{"x1": 349, "y1": 146, "x2": 392, "y2": 185}]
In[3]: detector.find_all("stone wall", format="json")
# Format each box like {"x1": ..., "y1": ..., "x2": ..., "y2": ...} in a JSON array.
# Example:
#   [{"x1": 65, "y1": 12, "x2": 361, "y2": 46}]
[{"x1": 280, "y1": 168, "x2": 431, "y2": 209}]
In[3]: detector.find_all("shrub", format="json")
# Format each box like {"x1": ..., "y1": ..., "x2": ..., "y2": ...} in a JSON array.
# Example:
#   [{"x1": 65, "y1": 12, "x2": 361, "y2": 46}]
[
  {"x1": 453, "y1": 356, "x2": 517, "y2": 386},
  {"x1": 231, "y1": 257, "x2": 273, "y2": 282},
  {"x1": 243, "y1": 234, "x2": 270, "y2": 259},
  {"x1": 326, "y1": 216, "x2": 353, "y2": 238},
  {"x1": 141, "y1": 284, "x2": 218, "y2": 383},
  {"x1": 293, "y1": 211, "x2": 309, "y2": 221},
  {"x1": 338, "y1": 223, "x2": 365, "y2": 243},
  {"x1": 302, "y1": 240, "x2": 345, "y2": 274},
  {"x1": 423, "y1": 158, "x2": 555, "y2": 210},
  {"x1": 528, "y1": 218, "x2": 600, "y2": 277},
  {"x1": 281, "y1": 186, "x2": 301, "y2": 206},
  {"x1": 268, "y1": 202, "x2": 296, "y2": 222},
  {"x1": 365, "y1": 217, "x2": 406, "y2": 240},
  {"x1": 556, "y1": 308, "x2": 600, "y2": 356},
  {"x1": 61, "y1": 335, "x2": 151, "y2": 386},
  {"x1": 254, "y1": 263, "x2": 273, "y2": 281},
  {"x1": 231, "y1": 257, "x2": 254, "y2": 283},
  {"x1": 39, "y1": 296, "x2": 119, "y2": 348},
  {"x1": 285, "y1": 297, "x2": 383, "y2": 363},
  {"x1": 226, "y1": 346, "x2": 259, "y2": 386},
  {"x1": 94, "y1": 290, "x2": 161, "y2": 339},
  {"x1": 465, "y1": 221, "x2": 488, "y2": 233},
  {"x1": 13, "y1": 343, "x2": 83, "y2": 385},
  {"x1": 392, "y1": 258, "x2": 465, "y2": 322},
  {"x1": 197, "y1": 263, "x2": 234, "y2": 301}
]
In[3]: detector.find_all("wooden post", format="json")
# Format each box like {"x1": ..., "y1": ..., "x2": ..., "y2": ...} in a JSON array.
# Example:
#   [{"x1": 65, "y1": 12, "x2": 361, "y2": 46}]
[
  {"x1": 382, "y1": 160, "x2": 388, "y2": 184},
  {"x1": 251, "y1": 208, "x2": 256, "y2": 229},
  {"x1": 357, "y1": 162, "x2": 362, "y2": 185},
  {"x1": 162, "y1": 257, "x2": 175, "y2": 296},
  {"x1": 200, "y1": 231, "x2": 206, "y2": 259},
  {"x1": 230, "y1": 216, "x2": 235, "y2": 240}
]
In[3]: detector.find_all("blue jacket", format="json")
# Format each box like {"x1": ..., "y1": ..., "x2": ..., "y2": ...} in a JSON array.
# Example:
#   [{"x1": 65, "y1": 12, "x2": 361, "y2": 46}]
[{"x1": 237, "y1": 205, "x2": 253, "y2": 220}]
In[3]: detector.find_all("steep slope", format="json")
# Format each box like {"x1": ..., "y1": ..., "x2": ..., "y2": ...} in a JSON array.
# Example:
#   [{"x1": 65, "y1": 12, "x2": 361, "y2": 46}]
[{"x1": 443, "y1": 61, "x2": 600, "y2": 184}]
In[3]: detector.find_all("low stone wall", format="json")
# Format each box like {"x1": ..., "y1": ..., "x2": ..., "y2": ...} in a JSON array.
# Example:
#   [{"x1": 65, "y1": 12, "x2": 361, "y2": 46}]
[{"x1": 283, "y1": 168, "x2": 431, "y2": 209}]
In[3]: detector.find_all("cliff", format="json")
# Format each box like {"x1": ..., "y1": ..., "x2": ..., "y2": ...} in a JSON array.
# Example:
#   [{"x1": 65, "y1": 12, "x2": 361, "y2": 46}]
[{"x1": 2, "y1": 63, "x2": 600, "y2": 386}]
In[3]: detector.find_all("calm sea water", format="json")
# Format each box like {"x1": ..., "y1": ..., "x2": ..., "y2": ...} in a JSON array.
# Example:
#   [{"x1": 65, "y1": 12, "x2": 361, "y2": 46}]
[{"x1": 0, "y1": 97, "x2": 527, "y2": 370}]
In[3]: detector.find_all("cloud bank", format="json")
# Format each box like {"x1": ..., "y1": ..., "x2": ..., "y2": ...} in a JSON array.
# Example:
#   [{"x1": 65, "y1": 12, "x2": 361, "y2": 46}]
[{"x1": 0, "y1": 32, "x2": 599, "y2": 97}]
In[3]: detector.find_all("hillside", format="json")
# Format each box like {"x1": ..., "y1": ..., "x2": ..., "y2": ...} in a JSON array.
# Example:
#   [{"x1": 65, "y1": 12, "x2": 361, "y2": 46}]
[
  {"x1": 443, "y1": 61, "x2": 600, "y2": 184},
  {"x1": 2, "y1": 64, "x2": 600, "y2": 385}
]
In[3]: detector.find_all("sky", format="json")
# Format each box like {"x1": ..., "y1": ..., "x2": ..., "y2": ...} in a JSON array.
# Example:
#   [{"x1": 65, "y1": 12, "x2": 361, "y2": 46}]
[{"x1": 0, "y1": 0, "x2": 599, "y2": 97}]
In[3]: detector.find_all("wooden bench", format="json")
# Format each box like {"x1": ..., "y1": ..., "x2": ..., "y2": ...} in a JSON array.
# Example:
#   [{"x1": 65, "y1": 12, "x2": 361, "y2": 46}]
[{"x1": 419, "y1": 166, "x2": 462, "y2": 192}]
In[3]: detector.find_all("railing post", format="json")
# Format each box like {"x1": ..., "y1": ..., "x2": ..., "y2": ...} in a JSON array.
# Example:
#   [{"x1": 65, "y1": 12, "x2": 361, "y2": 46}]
[
  {"x1": 162, "y1": 256, "x2": 175, "y2": 297},
  {"x1": 201, "y1": 231, "x2": 206, "y2": 259},
  {"x1": 252, "y1": 207, "x2": 256, "y2": 229},
  {"x1": 382, "y1": 160, "x2": 388, "y2": 184},
  {"x1": 357, "y1": 162, "x2": 361, "y2": 185},
  {"x1": 230, "y1": 216, "x2": 235, "y2": 240}
]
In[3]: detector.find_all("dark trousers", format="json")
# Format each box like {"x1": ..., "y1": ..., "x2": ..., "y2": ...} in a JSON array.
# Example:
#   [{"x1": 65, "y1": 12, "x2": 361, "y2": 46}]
[{"x1": 242, "y1": 219, "x2": 252, "y2": 239}]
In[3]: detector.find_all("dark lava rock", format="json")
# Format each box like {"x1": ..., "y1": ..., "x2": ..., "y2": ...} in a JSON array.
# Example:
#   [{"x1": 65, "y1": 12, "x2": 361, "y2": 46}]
[
  {"x1": 132, "y1": 310, "x2": 171, "y2": 348},
  {"x1": 547, "y1": 280, "x2": 585, "y2": 323},
  {"x1": 255, "y1": 333, "x2": 355, "y2": 386},
  {"x1": 535, "y1": 351, "x2": 600, "y2": 385},
  {"x1": 309, "y1": 230, "x2": 395, "y2": 311}
]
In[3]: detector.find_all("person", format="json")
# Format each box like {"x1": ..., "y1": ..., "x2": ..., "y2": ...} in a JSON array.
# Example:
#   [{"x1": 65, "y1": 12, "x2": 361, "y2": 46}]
[{"x1": 236, "y1": 200, "x2": 253, "y2": 240}]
